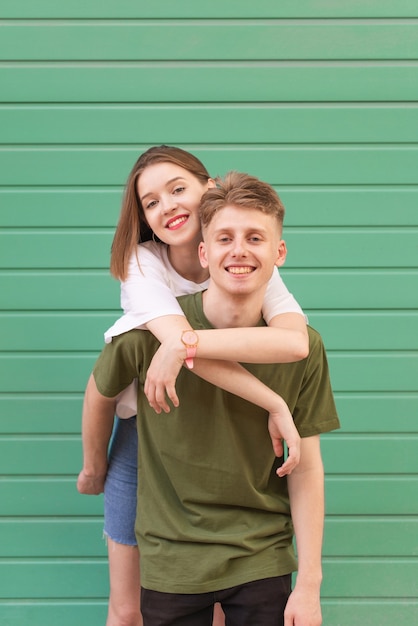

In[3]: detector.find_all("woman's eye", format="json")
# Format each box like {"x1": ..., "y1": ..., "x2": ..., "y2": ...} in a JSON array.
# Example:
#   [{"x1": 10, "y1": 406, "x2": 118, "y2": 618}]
[
  {"x1": 173, "y1": 186, "x2": 185, "y2": 194},
  {"x1": 145, "y1": 200, "x2": 157, "y2": 210}
]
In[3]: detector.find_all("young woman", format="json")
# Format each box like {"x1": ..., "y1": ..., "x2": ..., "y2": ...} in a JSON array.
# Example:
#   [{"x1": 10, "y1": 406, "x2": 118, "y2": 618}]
[{"x1": 78, "y1": 146, "x2": 309, "y2": 626}]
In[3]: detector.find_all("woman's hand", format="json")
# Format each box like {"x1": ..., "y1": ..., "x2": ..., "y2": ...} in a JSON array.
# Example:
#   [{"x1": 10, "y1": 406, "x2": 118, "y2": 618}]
[
  {"x1": 268, "y1": 400, "x2": 300, "y2": 476},
  {"x1": 144, "y1": 339, "x2": 185, "y2": 413}
]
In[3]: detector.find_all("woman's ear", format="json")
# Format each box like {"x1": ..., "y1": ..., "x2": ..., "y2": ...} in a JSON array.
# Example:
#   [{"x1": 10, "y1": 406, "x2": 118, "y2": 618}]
[
  {"x1": 207, "y1": 177, "x2": 216, "y2": 189},
  {"x1": 198, "y1": 241, "x2": 209, "y2": 268}
]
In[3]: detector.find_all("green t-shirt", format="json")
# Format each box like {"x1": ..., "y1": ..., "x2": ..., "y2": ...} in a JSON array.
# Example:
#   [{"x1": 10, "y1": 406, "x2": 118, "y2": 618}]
[{"x1": 94, "y1": 292, "x2": 340, "y2": 593}]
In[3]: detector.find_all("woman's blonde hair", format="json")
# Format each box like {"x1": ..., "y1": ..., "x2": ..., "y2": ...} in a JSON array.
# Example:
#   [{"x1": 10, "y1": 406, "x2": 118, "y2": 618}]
[{"x1": 110, "y1": 145, "x2": 210, "y2": 280}]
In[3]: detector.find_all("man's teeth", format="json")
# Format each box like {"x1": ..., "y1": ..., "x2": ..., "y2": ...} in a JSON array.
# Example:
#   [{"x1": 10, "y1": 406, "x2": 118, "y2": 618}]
[{"x1": 227, "y1": 267, "x2": 253, "y2": 274}]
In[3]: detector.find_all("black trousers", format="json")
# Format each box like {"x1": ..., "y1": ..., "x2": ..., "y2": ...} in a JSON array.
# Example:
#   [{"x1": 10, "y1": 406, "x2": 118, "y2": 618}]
[{"x1": 141, "y1": 574, "x2": 292, "y2": 626}]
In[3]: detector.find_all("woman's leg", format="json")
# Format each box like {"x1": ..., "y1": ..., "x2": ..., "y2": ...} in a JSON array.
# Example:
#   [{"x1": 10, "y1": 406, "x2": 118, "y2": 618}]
[
  {"x1": 104, "y1": 417, "x2": 141, "y2": 626},
  {"x1": 107, "y1": 539, "x2": 142, "y2": 626}
]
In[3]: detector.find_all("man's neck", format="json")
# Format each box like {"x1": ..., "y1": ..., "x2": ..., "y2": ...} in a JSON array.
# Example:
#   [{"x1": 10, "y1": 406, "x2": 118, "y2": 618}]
[
  {"x1": 202, "y1": 287, "x2": 265, "y2": 329},
  {"x1": 168, "y1": 241, "x2": 210, "y2": 284}
]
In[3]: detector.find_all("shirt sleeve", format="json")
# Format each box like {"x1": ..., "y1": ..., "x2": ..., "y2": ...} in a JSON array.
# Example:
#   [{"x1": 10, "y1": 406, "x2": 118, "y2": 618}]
[
  {"x1": 104, "y1": 244, "x2": 185, "y2": 343},
  {"x1": 94, "y1": 333, "x2": 140, "y2": 398},
  {"x1": 292, "y1": 329, "x2": 340, "y2": 437},
  {"x1": 261, "y1": 268, "x2": 306, "y2": 323}
]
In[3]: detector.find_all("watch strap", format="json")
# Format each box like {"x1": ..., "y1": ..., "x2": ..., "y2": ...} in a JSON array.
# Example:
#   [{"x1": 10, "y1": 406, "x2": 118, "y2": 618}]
[{"x1": 184, "y1": 346, "x2": 197, "y2": 369}]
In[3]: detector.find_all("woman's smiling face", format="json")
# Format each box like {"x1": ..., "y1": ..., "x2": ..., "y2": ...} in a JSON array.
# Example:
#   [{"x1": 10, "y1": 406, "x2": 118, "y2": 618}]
[{"x1": 137, "y1": 162, "x2": 213, "y2": 248}]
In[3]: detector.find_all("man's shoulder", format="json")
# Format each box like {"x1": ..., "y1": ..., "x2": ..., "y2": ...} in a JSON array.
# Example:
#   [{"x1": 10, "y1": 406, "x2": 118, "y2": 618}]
[
  {"x1": 177, "y1": 292, "x2": 203, "y2": 315},
  {"x1": 307, "y1": 325, "x2": 325, "y2": 351},
  {"x1": 109, "y1": 328, "x2": 154, "y2": 350},
  {"x1": 177, "y1": 293, "x2": 195, "y2": 303}
]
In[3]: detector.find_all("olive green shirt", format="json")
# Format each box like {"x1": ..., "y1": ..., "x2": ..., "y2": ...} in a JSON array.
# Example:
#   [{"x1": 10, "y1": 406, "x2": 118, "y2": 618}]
[{"x1": 94, "y1": 291, "x2": 340, "y2": 593}]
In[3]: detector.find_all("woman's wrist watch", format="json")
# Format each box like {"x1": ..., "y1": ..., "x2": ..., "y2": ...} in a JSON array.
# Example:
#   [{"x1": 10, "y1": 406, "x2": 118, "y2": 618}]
[{"x1": 181, "y1": 330, "x2": 199, "y2": 369}]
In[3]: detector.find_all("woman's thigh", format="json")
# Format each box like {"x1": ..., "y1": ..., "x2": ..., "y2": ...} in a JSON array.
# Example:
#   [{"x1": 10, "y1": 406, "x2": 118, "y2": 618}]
[{"x1": 104, "y1": 416, "x2": 138, "y2": 545}]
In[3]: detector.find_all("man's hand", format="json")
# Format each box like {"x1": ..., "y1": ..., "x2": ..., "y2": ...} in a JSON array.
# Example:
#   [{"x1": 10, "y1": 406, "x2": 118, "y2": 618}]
[
  {"x1": 268, "y1": 401, "x2": 300, "y2": 476},
  {"x1": 77, "y1": 468, "x2": 107, "y2": 495},
  {"x1": 284, "y1": 584, "x2": 322, "y2": 626}
]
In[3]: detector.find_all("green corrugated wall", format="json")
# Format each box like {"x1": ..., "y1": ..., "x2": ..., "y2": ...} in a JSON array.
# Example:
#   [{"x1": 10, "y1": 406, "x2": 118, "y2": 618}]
[{"x1": 1, "y1": 1, "x2": 417, "y2": 624}]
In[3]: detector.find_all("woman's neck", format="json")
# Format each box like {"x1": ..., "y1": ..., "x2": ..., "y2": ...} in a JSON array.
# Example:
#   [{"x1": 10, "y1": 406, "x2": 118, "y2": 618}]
[{"x1": 167, "y1": 242, "x2": 210, "y2": 284}]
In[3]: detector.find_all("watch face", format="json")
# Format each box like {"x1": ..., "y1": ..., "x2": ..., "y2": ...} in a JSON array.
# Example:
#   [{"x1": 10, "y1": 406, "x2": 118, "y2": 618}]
[{"x1": 182, "y1": 331, "x2": 197, "y2": 345}]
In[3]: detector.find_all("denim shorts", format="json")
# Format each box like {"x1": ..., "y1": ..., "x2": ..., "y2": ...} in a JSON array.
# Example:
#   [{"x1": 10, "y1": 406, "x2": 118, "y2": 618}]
[{"x1": 103, "y1": 416, "x2": 138, "y2": 546}]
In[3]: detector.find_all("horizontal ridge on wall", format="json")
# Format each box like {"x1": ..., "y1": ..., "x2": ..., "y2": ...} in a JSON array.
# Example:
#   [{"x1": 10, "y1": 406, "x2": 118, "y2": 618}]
[
  {"x1": 1, "y1": 63, "x2": 418, "y2": 102},
  {"x1": 2, "y1": 476, "x2": 417, "y2": 516},
  {"x1": 1, "y1": 392, "x2": 416, "y2": 434},
  {"x1": 2, "y1": 104, "x2": 418, "y2": 144},
  {"x1": 2, "y1": 516, "x2": 416, "y2": 557},
  {"x1": 1, "y1": 270, "x2": 417, "y2": 309},
  {"x1": 1, "y1": 186, "x2": 418, "y2": 227},
  {"x1": 1, "y1": 146, "x2": 418, "y2": 185},
  {"x1": 2, "y1": 21, "x2": 418, "y2": 60},
  {"x1": 1, "y1": 433, "x2": 416, "y2": 474},
  {"x1": 2, "y1": 311, "x2": 417, "y2": 351},
  {"x1": 1, "y1": 0, "x2": 418, "y2": 18},
  {"x1": 0, "y1": 352, "x2": 416, "y2": 393},
  {"x1": 1, "y1": 227, "x2": 417, "y2": 268}
]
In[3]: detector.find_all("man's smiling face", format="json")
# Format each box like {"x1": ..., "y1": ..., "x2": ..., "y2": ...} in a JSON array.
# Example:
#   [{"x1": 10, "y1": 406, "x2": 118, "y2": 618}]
[{"x1": 199, "y1": 205, "x2": 287, "y2": 298}]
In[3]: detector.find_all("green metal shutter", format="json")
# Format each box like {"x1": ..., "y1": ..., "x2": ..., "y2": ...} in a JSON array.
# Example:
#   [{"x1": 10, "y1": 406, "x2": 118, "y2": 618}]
[{"x1": 0, "y1": 2, "x2": 417, "y2": 624}]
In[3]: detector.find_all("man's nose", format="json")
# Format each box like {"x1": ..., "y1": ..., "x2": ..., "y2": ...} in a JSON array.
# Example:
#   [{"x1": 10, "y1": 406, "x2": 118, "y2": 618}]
[{"x1": 231, "y1": 238, "x2": 247, "y2": 256}]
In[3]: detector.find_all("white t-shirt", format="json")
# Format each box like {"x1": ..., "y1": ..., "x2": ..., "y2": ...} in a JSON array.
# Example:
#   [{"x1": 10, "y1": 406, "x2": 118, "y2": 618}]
[{"x1": 105, "y1": 240, "x2": 305, "y2": 417}]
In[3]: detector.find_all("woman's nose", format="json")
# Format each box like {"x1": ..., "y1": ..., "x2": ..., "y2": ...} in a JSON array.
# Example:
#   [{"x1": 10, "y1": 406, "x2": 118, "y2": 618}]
[{"x1": 161, "y1": 195, "x2": 178, "y2": 214}]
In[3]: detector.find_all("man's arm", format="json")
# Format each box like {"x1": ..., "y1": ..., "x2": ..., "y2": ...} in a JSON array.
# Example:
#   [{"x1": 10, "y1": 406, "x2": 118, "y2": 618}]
[
  {"x1": 284, "y1": 435, "x2": 324, "y2": 626},
  {"x1": 77, "y1": 373, "x2": 118, "y2": 495}
]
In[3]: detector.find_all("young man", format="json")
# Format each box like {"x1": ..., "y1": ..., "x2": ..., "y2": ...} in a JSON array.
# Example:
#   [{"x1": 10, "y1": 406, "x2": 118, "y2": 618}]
[{"x1": 84, "y1": 172, "x2": 340, "y2": 626}]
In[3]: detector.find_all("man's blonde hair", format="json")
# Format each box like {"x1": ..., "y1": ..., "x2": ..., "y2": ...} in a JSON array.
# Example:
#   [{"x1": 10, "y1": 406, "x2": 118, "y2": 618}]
[{"x1": 199, "y1": 171, "x2": 285, "y2": 230}]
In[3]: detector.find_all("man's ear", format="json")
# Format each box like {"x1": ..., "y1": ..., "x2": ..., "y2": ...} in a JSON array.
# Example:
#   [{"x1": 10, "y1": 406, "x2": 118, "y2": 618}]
[
  {"x1": 275, "y1": 239, "x2": 287, "y2": 267},
  {"x1": 198, "y1": 241, "x2": 209, "y2": 268}
]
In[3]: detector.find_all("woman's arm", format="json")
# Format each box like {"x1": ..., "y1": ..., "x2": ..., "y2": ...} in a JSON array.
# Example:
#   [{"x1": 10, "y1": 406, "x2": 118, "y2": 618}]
[
  {"x1": 144, "y1": 312, "x2": 308, "y2": 412},
  {"x1": 195, "y1": 314, "x2": 308, "y2": 363}
]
